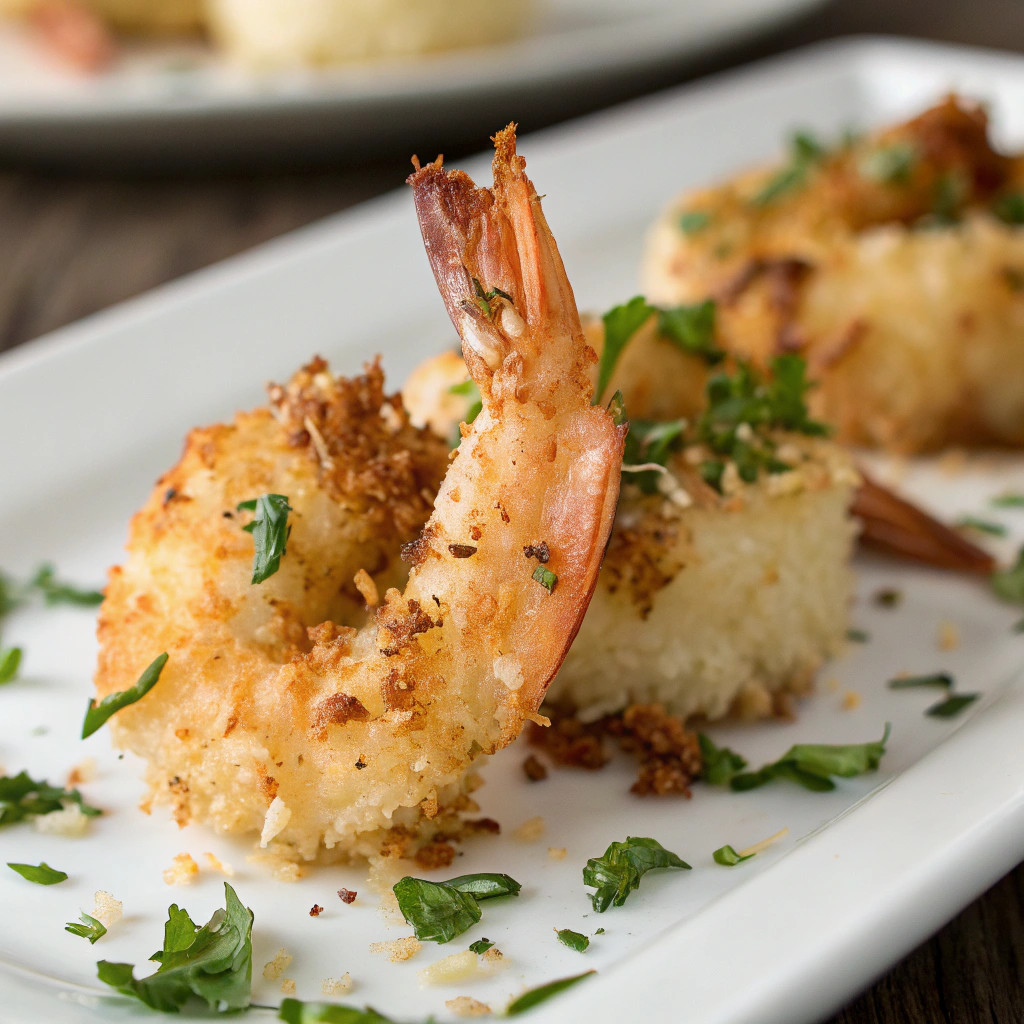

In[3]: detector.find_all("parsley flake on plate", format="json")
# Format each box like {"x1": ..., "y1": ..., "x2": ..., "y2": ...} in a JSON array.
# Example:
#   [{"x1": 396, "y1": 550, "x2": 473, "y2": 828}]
[
  {"x1": 991, "y1": 492, "x2": 1024, "y2": 508},
  {"x1": 66, "y1": 912, "x2": 107, "y2": 944},
  {"x1": 97, "y1": 882, "x2": 253, "y2": 1014},
  {"x1": 7, "y1": 861, "x2": 67, "y2": 885},
  {"x1": 0, "y1": 770, "x2": 100, "y2": 827},
  {"x1": 82, "y1": 652, "x2": 168, "y2": 739},
  {"x1": 556, "y1": 928, "x2": 590, "y2": 952},
  {"x1": 927, "y1": 693, "x2": 980, "y2": 718},
  {"x1": 237, "y1": 493, "x2": 292, "y2": 584},
  {"x1": 29, "y1": 564, "x2": 104, "y2": 607},
  {"x1": 888, "y1": 672, "x2": 953, "y2": 690},
  {"x1": 712, "y1": 845, "x2": 754, "y2": 867},
  {"x1": 393, "y1": 872, "x2": 521, "y2": 944},
  {"x1": 729, "y1": 724, "x2": 890, "y2": 792},
  {"x1": 278, "y1": 999, "x2": 396, "y2": 1023},
  {"x1": 847, "y1": 629, "x2": 870, "y2": 643},
  {"x1": 506, "y1": 970, "x2": 596, "y2": 1016},
  {"x1": 468, "y1": 938, "x2": 493, "y2": 955},
  {"x1": 0, "y1": 646, "x2": 21, "y2": 684},
  {"x1": 583, "y1": 836, "x2": 690, "y2": 913},
  {"x1": 698, "y1": 734, "x2": 748, "y2": 786},
  {"x1": 955, "y1": 515, "x2": 1007, "y2": 537},
  {"x1": 992, "y1": 546, "x2": 1024, "y2": 604}
]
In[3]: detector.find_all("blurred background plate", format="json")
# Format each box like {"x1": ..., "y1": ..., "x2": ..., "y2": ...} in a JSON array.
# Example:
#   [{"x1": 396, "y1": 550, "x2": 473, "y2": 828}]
[{"x1": 0, "y1": 0, "x2": 827, "y2": 168}]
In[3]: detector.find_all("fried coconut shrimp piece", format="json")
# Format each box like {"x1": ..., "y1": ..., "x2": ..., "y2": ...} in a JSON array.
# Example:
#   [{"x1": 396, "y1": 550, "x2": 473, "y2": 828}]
[
  {"x1": 95, "y1": 127, "x2": 624, "y2": 863},
  {"x1": 642, "y1": 96, "x2": 1024, "y2": 453}
]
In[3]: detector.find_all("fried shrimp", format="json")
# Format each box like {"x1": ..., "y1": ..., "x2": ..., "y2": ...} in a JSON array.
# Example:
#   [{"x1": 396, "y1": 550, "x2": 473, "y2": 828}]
[
  {"x1": 643, "y1": 96, "x2": 1024, "y2": 453},
  {"x1": 94, "y1": 127, "x2": 624, "y2": 864}
]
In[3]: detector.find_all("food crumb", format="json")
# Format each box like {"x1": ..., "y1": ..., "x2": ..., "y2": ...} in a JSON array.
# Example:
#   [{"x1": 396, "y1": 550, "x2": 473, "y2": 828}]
[
  {"x1": 309, "y1": 904, "x2": 324, "y2": 917},
  {"x1": 337, "y1": 888, "x2": 357, "y2": 904},
  {"x1": 417, "y1": 949, "x2": 478, "y2": 986},
  {"x1": 280, "y1": 979, "x2": 296, "y2": 995},
  {"x1": 446, "y1": 996, "x2": 492, "y2": 1017},
  {"x1": 370, "y1": 937, "x2": 422, "y2": 962},
  {"x1": 825, "y1": 677, "x2": 840, "y2": 693},
  {"x1": 841, "y1": 691, "x2": 862, "y2": 711},
  {"x1": 353, "y1": 568, "x2": 379, "y2": 608},
  {"x1": 938, "y1": 620, "x2": 960, "y2": 651},
  {"x1": 204, "y1": 852, "x2": 235, "y2": 876},
  {"x1": 514, "y1": 816, "x2": 545, "y2": 842},
  {"x1": 321, "y1": 973, "x2": 352, "y2": 996},
  {"x1": 262, "y1": 949, "x2": 292, "y2": 981},
  {"x1": 548, "y1": 847, "x2": 567, "y2": 860},
  {"x1": 481, "y1": 947, "x2": 507, "y2": 971},
  {"x1": 162, "y1": 852, "x2": 199, "y2": 886},
  {"x1": 34, "y1": 802, "x2": 90, "y2": 837},
  {"x1": 92, "y1": 891, "x2": 122, "y2": 928},
  {"x1": 247, "y1": 849, "x2": 304, "y2": 882},
  {"x1": 66, "y1": 758, "x2": 96, "y2": 786},
  {"x1": 522, "y1": 754, "x2": 548, "y2": 781}
]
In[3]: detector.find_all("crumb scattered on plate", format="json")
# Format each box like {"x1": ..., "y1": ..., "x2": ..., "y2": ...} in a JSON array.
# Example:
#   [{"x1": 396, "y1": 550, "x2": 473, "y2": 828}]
[
  {"x1": 262, "y1": 949, "x2": 292, "y2": 981},
  {"x1": 514, "y1": 816, "x2": 545, "y2": 842},
  {"x1": 370, "y1": 937, "x2": 422, "y2": 963},
  {"x1": 162, "y1": 852, "x2": 199, "y2": 885}
]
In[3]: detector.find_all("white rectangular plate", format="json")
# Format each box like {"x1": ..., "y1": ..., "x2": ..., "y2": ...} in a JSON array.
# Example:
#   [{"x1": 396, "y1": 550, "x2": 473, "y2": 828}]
[{"x1": 3, "y1": 36, "x2": 1024, "y2": 1024}]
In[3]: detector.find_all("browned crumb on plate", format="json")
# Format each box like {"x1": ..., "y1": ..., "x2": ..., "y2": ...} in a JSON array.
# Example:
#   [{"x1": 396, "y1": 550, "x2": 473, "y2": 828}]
[
  {"x1": 309, "y1": 904, "x2": 324, "y2": 917},
  {"x1": 529, "y1": 702, "x2": 703, "y2": 796},
  {"x1": 522, "y1": 754, "x2": 548, "y2": 781},
  {"x1": 337, "y1": 888, "x2": 357, "y2": 904}
]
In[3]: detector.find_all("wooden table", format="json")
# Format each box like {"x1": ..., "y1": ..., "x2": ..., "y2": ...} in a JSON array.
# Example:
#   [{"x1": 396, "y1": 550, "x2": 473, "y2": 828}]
[{"x1": 3, "y1": 1, "x2": 1023, "y2": 1020}]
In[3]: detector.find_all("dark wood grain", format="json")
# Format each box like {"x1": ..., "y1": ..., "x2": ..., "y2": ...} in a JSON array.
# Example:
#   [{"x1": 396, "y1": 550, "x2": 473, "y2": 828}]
[{"x1": 1, "y1": 1, "x2": 1023, "y2": 1021}]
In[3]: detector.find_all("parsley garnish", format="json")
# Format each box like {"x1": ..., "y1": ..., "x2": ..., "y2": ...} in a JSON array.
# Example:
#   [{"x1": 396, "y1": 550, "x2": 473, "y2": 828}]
[
  {"x1": 622, "y1": 418, "x2": 687, "y2": 494},
  {"x1": 698, "y1": 734, "x2": 748, "y2": 785},
  {"x1": 82, "y1": 652, "x2": 167, "y2": 739},
  {"x1": 470, "y1": 277, "x2": 513, "y2": 318},
  {"x1": 393, "y1": 872, "x2": 521, "y2": 943},
  {"x1": 279, "y1": 1000, "x2": 396, "y2": 1023},
  {"x1": 7, "y1": 861, "x2": 67, "y2": 885},
  {"x1": 679, "y1": 210, "x2": 712, "y2": 235},
  {"x1": 97, "y1": 882, "x2": 253, "y2": 1014},
  {"x1": 751, "y1": 131, "x2": 826, "y2": 206},
  {"x1": 448, "y1": 379, "x2": 482, "y2": 446},
  {"x1": 956, "y1": 515, "x2": 1006, "y2": 537},
  {"x1": 712, "y1": 845, "x2": 753, "y2": 867},
  {"x1": 556, "y1": 928, "x2": 589, "y2": 952},
  {"x1": 506, "y1": 971, "x2": 596, "y2": 1016},
  {"x1": 992, "y1": 546, "x2": 1024, "y2": 603},
  {"x1": 583, "y1": 836, "x2": 690, "y2": 913},
  {"x1": 0, "y1": 770, "x2": 100, "y2": 827},
  {"x1": 29, "y1": 564, "x2": 104, "y2": 607},
  {"x1": 468, "y1": 938, "x2": 493, "y2": 955},
  {"x1": 596, "y1": 296, "x2": 656, "y2": 401},
  {"x1": 859, "y1": 142, "x2": 916, "y2": 184},
  {"x1": 847, "y1": 629, "x2": 870, "y2": 643},
  {"x1": 237, "y1": 494, "x2": 292, "y2": 584},
  {"x1": 657, "y1": 301, "x2": 724, "y2": 364},
  {"x1": 927, "y1": 693, "x2": 979, "y2": 718},
  {"x1": 874, "y1": 588, "x2": 902, "y2": 607},
  {"x1": 991, "y1": 492, "x2": 1024, "y2": 507},
  {"x1": 993, "y1": 193, "x2": 1024, "y2": 225},
  {"x1": 730, "y1": 724, "x2": 890, "y2": 792},
  {"x1": 888, "y1": 672, "x2": 953, "y2": 690},
  {"x1": 66, "y1": 912, "x2": 107, "y2": 944},
  {"x1": 532, "y1": 565, "x2": 558, "y2": 594},
  {"x1": 0, "y1": 646, "x2": 21, "y2": 684},
  {"x1": 930, "y1": 173, "x2": 967, "y2": 225}
]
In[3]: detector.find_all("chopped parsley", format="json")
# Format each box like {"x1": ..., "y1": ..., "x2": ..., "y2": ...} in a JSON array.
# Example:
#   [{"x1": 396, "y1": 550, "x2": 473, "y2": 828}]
[
  {"x1": 237, "y1": 494, "x2": 292, "y2": 584},
  {"x1": 448, "y1": 379, "x2": 482, "y2": 446},
  {"x1": 622, "y1": 418, "x2": 686, "y2": 494},
  {"x1": 597, "y1": 296, "x2": 656, "y2": 401},
  {"x1": 66, "y1": 912, "x2": 107, "y2": 944},
  {"x1": 583, "y1": 836, "x2": 690, "y2": 913},
  {"x1": 874, "y1": 588, "x2": 902, "y2": 607},
  {"x1": 927, "y1": 693, "x2": 979, "y2": 718},
  {"x1": 279, "y1": 1000, "x2": 396, "y2": 1023},
  {"x1": 698, "y1": 734, "x2": 748, "y2": 785},
  {"x1": 751, "y1": 131, "x2": 827, "y2": 206},
  {"x1": 930, "y1": 173, "x2": 968, "y2": 225},
  {"x1": 992, "y1": 546, "x2": 1024, "y2": 603},
  {"x1": 696, "y1": 355, "x2": 827, "y2": 490},
  {"x1": 1015, "y1": 618, "x2": 1024, "y2": 633},
  {"x1": 993, "y1": 193, "x2": 1024, "y2": 225},
  {"x1": 7, "y1": 861, "x2": 67, "y2": 885},
  {"x1": 468, "y1": 938, "x2": 494, "y2": 955},
  {"x1": 556, "y1": 928, "x2": 589, "y2": 952},
  {"x1": 847, "y1": 629, "x2": 870, "y2": 643},
  {"x1": 679, "y1": 210, "x2": 712, "y2": 235},
  {"x1": 29, "y1": 564, "x2": 104, "y2": 607},
  {"x1": 729, "y1": 724, "x2": 890, "y2": 792},
  {"x1": 393, "y1": 872, "x2": 521, "y2": 944},
  {"x1": 888, "y1": 672, "x2": 953, "y2": 690},
  {"x1": 96, "y1": 882, "x2": 253, "y2": 1014},
  {"x1": 991, "y1": 492, "x2": 1024, "y2": 508},
  {"x1": 859, "y1": 141, "x2": 916, "y2": 184},
  {"x1": 956, "y1": 515, "x2": 1007, "y2": 537},
  {"x1": 470, "y1": 277, "x2": 514, "y2": 318},
  {"x1": 506, "y1": 971, "x2": 596, "y2": 1016},
  {"x1": 657, "y1": 301, "x2": 724, "y2": 364},
  {"x1": 532, "y1": 565, "x2": 558, "y2": 594},
  {"x1": 0, "y1": 646, "x2": 21, "y2": 684},
  {"x1": 82, "y1": 652, "x2": 168, "y2": 739},
  {"x1": 0, "y1": 771, "x2": 100, "y2": 827},
  {"x1": 712, "y1": 845, "x2": 753, "y2": 867}
]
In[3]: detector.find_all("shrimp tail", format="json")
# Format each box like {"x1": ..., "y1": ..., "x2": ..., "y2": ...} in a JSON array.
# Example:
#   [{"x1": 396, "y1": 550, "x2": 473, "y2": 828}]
[{"x1": 408, "y1": 125, "x2": 626, "y2": 720}]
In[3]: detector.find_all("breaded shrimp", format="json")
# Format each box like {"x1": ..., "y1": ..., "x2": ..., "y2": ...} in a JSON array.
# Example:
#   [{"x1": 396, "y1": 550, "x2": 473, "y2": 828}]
[
  {"x1": 94, "y1": 127, "x2": 624, "y2": 863},
  {"x1": 643, "y1": 96, "x2": 1024, "y2": 453}
]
